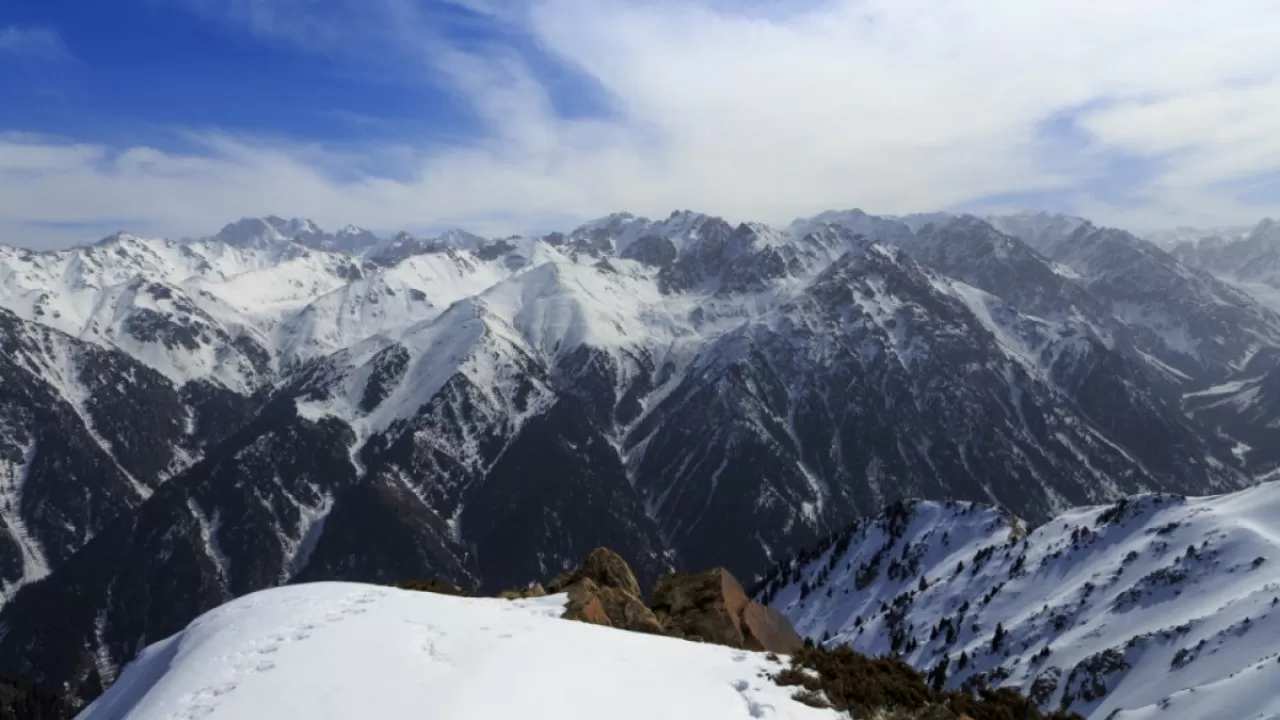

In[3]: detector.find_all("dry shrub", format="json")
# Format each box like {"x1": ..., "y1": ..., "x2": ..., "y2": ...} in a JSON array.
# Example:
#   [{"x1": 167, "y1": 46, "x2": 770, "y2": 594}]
[
  {"x1": 791, "y1": 689, "x2": 832, "y2": 709},
  {"x1": 394, "y1": 579, "x2": 471, "y2": 596},
  {"x1": 780, "y1": 645, "x2": 1084, "y2": 720}
]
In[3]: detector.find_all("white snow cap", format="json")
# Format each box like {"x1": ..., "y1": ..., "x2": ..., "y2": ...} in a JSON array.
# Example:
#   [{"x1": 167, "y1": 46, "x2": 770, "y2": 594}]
[{"x1": 79, "y1": 583, "x2": 836, "y2": 720}]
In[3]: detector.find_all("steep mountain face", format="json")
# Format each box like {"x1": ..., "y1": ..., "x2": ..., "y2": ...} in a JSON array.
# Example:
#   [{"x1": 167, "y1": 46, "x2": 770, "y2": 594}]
[
  {"x1": 758, "y1": 482, "x2": 1280, "y2": 719},
  {"x1": 902, "y1": 217, "x2": 1124, "y2": 343},
  {"x1": 987, "y1": 218, "x2": 1280, "y2": 385},
  {"x1": 1117, "y1": 219, "x2": 1280, "y2": 488},
  {"x1": 1165, "y1": 218, "x2": 1280, "y2": 290},
  {"x1": 1185, "y1": 358, "x2": 1280, "y2": 476},
  {"x1": 0, "y1": 308, "x2": 224, "y2": 601},
  {"x1": 628, "y1": 244, "x2": 1241, "y2": 578},
  {"x1": 0, "y1": 209, "x2": 1273, "y2": 703},
  {"x1": 886, "y1": 218, "x2": 1240, "y2": 477}
]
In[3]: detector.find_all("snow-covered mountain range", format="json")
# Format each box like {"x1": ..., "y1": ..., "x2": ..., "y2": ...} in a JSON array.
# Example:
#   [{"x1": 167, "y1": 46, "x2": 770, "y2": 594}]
[
  {"x1": 758, "y1": 481, "x2": 1280, "y2": 719},
  {"x1": 1, "y1": 209, "x2": 1278, "y2": 704}
]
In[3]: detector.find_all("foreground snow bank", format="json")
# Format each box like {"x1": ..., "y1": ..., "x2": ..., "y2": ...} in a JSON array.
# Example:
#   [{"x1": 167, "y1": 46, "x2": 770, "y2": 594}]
[{"x1": 79, "y1": 582, "x2": 834, "y2": 720}]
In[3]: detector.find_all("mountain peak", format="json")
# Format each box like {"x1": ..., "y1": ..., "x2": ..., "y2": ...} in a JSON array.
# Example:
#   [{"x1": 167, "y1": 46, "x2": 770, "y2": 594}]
[
  {"x1": 1251, "y1": 217, "x2": 1279, "y2": 237},
  {"x1": 432, "y1": 228, "x2": 488, "y2": 251},
  {"x1": 214, "y1": 217, "x2": 291, "y2": 246},
  {"x1": 92, "y1": 230, "x2": 141, "y2": 247}
]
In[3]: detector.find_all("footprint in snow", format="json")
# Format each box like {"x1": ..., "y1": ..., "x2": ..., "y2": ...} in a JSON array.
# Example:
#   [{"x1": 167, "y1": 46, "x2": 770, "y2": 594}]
[
  {"x1": 190, "y1": 683, "x2": 237, "y2": 700},
  {"x1": 731, "y1": 679, "x2": 775, "y2": 718},
  {"x1": 405, "y1": 621, "x2": 451, "y2": 663},
  {"x1": 173, "y1": 704, "x2": 215, "y2": 720}
]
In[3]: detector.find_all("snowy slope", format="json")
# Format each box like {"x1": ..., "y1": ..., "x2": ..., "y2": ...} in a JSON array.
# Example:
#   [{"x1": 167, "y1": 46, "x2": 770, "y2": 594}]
[
  {"x1": 273, "y1": 250, "x2": 507, "y2": 366},
  {"x1": 0, "y1": 222, "x2": 390, "y2": 391},
  {"x1": 0, "y1": 233, "x2": 290, "y2": 391},
  {"x1": 759, "y1": 482, "x2": 1280, "y2": 719},
  {"x1": 78, "y1": 583, "x2": 833, "y2": 720}
]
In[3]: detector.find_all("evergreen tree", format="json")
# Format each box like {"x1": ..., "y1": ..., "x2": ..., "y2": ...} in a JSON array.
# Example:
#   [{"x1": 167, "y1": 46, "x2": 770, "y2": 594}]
[{"x1": 927, "y1": 655, "x2": 949, "y2": 691}]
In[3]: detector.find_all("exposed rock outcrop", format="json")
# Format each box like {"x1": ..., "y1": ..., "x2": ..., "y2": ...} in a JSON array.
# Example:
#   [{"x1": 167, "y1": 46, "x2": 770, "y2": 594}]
[
  {"x1": 547, "y1": 547, "x2": 642, "y2": 598},
  {"x1": 551, "y1": 547, "x2": 803, "y2": 654},
  {"x1": 562, "y1": 579, "x2": 665, "y2": 635},
  {"x1": 650, "y1": 568, "x2": 803, "y2": 654}
]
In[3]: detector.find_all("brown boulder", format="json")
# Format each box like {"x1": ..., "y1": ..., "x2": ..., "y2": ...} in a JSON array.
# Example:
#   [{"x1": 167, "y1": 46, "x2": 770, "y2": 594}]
[
  {"x1": 563, "y1": 579, "x2": 613, "y2": 626},
  {"x1": 547, "y1": 547, "x2": 642, "y2": 597},
  {"x1": 562, "y1": 579, "x2": 665, "y2": 635},
  {"x1": 650, "y1": 568, "x2": 803, "y2": 654},
  {"x1": 742, "y1": 602, "x2": 805, "y2": 655}
]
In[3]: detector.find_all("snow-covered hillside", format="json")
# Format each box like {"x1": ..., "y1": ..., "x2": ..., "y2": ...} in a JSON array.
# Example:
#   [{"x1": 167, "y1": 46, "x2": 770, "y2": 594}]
[
  {"x1": 759, "y1": 482, "x2": 1280, "y2": 719},
  {"x1": 78, "y1": 583, "x2": 832, "y2": 720}
]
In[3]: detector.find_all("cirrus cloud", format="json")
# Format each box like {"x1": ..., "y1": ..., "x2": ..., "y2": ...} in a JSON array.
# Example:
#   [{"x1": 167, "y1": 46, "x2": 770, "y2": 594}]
[{"x1": 3, "y1": 0, "x2": 1280, "y2": 248}]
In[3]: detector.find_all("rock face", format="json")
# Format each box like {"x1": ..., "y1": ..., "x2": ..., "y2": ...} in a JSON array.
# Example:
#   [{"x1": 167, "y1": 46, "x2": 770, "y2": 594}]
[
  {"x1": 650, "y1": 568, "x2": 803, "y2": 654},
  {"x1": 553, "y1": 548, "x2": 803, "y2": 654},
  {"x1": 0, "y1": 673, "x2": 73, "y2": 720},
  {"x1": 562, "y1": 579, "x2": 665, "y2": 635},
  {"x1": 548, "y1": 547, "x2": 643, "y2": 598},
  {"x1": 555, "y1": 548, "x2": 667, "y2": 636},
  {"x1": 741, "y1": 602, "x2": 806, "y2": 657}
]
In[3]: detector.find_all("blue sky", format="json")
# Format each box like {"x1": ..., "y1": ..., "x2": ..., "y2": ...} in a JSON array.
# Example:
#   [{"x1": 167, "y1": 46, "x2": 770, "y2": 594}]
[
  {"x1": 0, "y1": 2, "x2": 519, "y2": 154},
  {"x1": 2, "y1": 0, "x2": 1279, "y2": 249}
]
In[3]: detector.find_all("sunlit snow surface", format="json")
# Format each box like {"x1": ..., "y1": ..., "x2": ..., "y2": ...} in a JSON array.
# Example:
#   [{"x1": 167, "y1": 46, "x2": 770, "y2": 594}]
[
  {"x1": 79, "y1": 583, "x2": 834, "y2": 720},
  {"x1": 769, "y1": 482, "x2": 1280, "y2": 720}
]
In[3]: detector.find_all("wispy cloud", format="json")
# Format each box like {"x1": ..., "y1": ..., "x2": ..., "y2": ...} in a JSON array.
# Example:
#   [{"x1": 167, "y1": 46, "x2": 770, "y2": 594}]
[
  {"x1": 0, "y1": 26, "x2": 73, "y2": 62},
  {"x1": 4, "y1": 0, "x2": 1280, "y2": 249}
]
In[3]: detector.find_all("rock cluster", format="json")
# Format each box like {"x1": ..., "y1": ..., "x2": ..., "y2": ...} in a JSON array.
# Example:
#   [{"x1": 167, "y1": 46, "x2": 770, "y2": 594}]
[{"x1": 552, "y1": 548, "x2": 803, "y2": 654}]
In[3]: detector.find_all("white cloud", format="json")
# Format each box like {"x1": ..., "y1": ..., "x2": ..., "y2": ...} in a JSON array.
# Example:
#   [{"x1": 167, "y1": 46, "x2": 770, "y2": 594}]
[
  {"x1": 4, "y1": 0, "x2": 1280, "y2": 248},
  {"x1": 0, "y1": 26, "x2": 72, "y2": 62}
]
